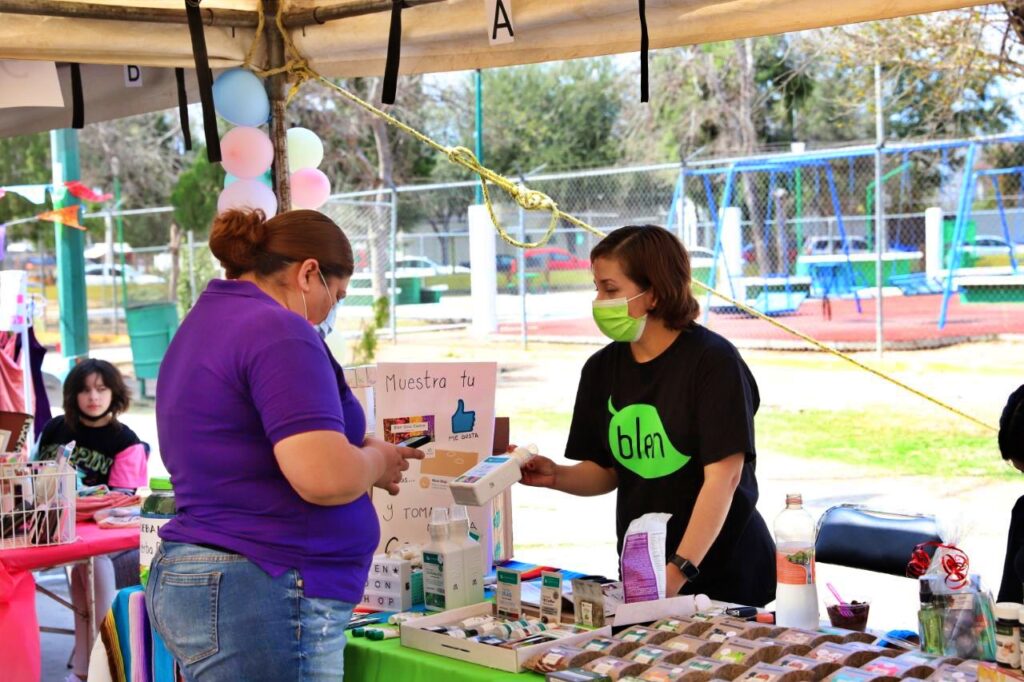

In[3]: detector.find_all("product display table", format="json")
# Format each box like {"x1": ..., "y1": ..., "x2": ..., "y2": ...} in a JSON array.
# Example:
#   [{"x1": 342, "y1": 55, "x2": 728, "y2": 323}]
[
  {"x1": 345, "y1": 634, "x2": 544, "y2": 682},
  {"x1": 0, "y1": 522, "x2": 140, "y2": 682}
]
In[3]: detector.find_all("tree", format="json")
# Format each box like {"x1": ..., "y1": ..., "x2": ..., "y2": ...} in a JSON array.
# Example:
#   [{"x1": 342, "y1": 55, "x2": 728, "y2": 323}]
[
  {"x1": 79, "y1": 109, "x2": 196, "y2": 247},
  {"x1": 471, "y1": 60, "x2": 626, "y2": 175},
  {"x1": 288, "y1": 76, "x2": 438, "y2": 295},
  {"x1": 0, "y1": 132, "x2": 52, "y2": 250},
  {"x1": 170, "y1": 148, "x2": 223, "y2": 238},
  {"x1": 799, "y1": 9, "x2": 1017, "y2": 140},
  {"x1": 170, "y1": 148, "x2": 224, "y2": 313}
]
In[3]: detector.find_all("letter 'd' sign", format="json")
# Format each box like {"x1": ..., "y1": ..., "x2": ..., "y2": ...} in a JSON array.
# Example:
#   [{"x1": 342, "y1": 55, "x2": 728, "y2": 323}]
[{"x1": 124, "y1": 65, "x2": 143, "y2": 88}]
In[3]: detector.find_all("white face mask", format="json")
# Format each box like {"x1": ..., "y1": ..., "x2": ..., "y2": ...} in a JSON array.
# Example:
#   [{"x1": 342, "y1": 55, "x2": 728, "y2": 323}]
[{"x1": 315, "y1": 271, "x2": 342, "y2": 339}]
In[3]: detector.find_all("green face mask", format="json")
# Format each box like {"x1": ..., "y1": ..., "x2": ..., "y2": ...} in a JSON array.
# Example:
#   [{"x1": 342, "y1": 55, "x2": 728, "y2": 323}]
[{"x1": 592, "y1": 291, "x2": 648, "y2": 342}]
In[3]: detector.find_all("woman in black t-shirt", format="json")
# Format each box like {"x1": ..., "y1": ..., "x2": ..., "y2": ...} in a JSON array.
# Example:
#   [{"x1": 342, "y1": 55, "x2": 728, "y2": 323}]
[
  {"x1": 520, "y1": 225, "x2": 776, "y2": 607},
  {"x1": 997, "y1": 384, "x2": 1024, "y2": 603}
]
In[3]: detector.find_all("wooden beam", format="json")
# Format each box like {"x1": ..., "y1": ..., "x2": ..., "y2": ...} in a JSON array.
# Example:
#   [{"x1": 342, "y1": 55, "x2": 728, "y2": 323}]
[
  {"x1": 265, "y1": 0, "x2": 291, "y2": 212},
  {"x1": 0, "y1": 0, "x2": 258, "y2": 27},
  {"x1": 282, "y1": 0, "x2": 447, "y2": 27},
  {"x1": 0, "y1": 0, "x2": 448, "y2": 29}
]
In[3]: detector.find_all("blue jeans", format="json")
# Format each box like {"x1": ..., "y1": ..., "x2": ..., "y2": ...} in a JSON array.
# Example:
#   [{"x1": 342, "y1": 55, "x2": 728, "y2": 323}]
[{"x1": 146, "y1": 541, "x2": 355, "y2": 681}]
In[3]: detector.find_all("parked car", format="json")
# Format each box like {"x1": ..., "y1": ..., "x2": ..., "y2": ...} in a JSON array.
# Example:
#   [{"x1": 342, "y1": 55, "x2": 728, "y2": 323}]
[
  {"x1": 458, "y1": 254, "x2": 517, "y2": 273},
  {"x1": 687, "y1": 246, "x2": 716, "y2": 261},
  {"x1": 392, "y1": 256, "x2": 469, "y2": 279},
  {"x1": 802, "y1": 236, "x2": 870, "y2": 255},
  {"x1": 961, "y1": 235, "x2": 1024, "y2": 257},
  {"x1": 513, "y1": 247, "x2": 590, "y2": 274},
  {"x1": 83, "y1": 263, "x2": 165, "y2": 285},
  {"x1": 743, "y1": 242, "x2": 801, "y2": 265}
]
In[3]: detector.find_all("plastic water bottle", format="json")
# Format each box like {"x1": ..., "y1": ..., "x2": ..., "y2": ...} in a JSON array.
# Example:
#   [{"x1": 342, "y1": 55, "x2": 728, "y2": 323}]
[
  {"x1": 774, "y1": 493, "x2": 820, "y2": 629},
  {"x1": 422, "y1": 508, "x2": 464, "y2": 612},
  {"x1": 450, "y1": 505, "x2": 485, "y2": 607}
]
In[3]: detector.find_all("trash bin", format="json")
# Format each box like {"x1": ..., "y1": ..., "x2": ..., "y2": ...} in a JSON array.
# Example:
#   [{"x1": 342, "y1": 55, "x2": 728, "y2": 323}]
[
  {"x1": 394, "y1": 277, "x2": 422, "y2": 305},
  {"x1": 125, "y1": 302, "x2": 178, "y2": 382}
]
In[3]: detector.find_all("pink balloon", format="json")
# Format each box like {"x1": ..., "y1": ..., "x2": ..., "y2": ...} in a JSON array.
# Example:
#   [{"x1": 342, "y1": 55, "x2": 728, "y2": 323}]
[
  {"x1": 290, "y1": 168, "x2": 331, "y2": 210},
  {"x1": 220, "y1": 126, "x2": 274, "y2": 179},
  {"x1": 218, "y1": 179, "x2": 278, "y2": 217}
]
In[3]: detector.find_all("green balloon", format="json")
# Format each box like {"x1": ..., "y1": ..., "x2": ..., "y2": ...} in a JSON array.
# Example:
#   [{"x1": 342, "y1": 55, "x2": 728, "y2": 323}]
[
  {"x1": 225, "y1": 172, "x2": 272, "y2": 189},
  {"x1": 606, "y1": 398, "x2": 690, "y2": 479},
  {"x1": 286, "y1": 127, "x2": 324, "y2": 173}
]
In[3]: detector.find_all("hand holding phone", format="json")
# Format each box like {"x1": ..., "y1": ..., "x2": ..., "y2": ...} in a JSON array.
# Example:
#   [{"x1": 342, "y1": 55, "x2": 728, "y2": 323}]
[{"x1": 397, "y1": 435, "x2": 431, "y2": 449}]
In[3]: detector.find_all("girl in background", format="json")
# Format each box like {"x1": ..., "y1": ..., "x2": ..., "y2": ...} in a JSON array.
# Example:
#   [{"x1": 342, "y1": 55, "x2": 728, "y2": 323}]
[{"x1": 38, "y1": 358, "x2": 148, "y2": 682}]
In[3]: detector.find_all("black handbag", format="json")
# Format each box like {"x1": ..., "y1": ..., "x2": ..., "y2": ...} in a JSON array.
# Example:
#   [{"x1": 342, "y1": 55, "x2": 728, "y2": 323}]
[{"x1": 814, "y1": 504, "x2": 942, "y2": 577}]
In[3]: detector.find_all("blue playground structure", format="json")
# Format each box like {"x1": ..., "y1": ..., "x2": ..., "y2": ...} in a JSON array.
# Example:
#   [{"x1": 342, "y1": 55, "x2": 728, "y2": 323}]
[{"x1": 662, "y1": 134, "x2": 1024, "y2": 328}]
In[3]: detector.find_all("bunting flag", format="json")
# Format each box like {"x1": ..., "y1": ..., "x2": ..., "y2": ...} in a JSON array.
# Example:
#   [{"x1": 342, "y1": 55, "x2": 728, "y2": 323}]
[
  {"x1": 36, "y1": 205, "x2": 85, "y2": 230},
  {"x1": 3, "y1": 184, "x2": 49, "y2": 205},
  {"x1": 0, "y1": 181, "x2": 112, "y2": 205},
  {"x1": 64, "y1": 181, "x2": 113, "y2": 203}
]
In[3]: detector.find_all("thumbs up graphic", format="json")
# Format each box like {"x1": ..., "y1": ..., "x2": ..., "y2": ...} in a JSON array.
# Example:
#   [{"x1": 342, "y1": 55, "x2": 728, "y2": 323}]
[{"x1": 451, "y1": 399, "x2": 476, "y2": 434}]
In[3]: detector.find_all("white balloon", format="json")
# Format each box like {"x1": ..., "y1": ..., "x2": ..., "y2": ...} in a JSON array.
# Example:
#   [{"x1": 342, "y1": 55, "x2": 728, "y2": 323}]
[{"x1": 217, "y1": 179, "x2": 278, "y2": 217}]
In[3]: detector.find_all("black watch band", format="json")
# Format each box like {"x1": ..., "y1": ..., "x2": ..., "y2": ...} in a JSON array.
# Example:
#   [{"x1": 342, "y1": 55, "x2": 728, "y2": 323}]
[{"x1": 669, "y1": 554, "x2": 700, "y2": 582}]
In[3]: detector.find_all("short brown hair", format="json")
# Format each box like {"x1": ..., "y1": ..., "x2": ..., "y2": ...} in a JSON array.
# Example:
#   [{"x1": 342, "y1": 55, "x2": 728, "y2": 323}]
[
  {"x1": 590, "y1": 225, "x2": 700, "y2": 330},
  {"x1": 209, "y1": 209, "x2": 354, "y2": 280},
  {"x1": 63, "y1": 359, "x2": 131, "y2": 431}
]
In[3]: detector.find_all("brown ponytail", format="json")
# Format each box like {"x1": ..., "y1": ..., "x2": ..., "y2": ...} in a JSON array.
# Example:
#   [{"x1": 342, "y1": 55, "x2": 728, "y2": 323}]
[{"x1": 209, "y1": 208, "x2": 354, "y2": 280}]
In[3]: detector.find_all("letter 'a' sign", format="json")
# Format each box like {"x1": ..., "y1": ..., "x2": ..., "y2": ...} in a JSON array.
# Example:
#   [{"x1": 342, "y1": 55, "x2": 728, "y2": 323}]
[{"x1": 485, "y1": 0, "x2": 515, "y2": 46}]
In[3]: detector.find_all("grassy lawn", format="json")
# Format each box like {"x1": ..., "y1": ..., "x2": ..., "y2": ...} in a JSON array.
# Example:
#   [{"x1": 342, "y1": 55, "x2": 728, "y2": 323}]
[
  {"x1": 43, "y1": 283, "x2": 172, "y2": 307},
  {"x1": 757, "y1": 408, "x2": 1006, "y2": 478},
  {"x1": 512, "y1": 405, "x2": 1008, "y2": 479}
]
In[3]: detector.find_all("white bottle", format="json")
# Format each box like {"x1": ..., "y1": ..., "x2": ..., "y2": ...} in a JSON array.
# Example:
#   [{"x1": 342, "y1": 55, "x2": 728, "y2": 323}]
[
  {"x1": 774, "y1": 493, "x2": 820, "y2": 629},
  {"x1": 450, "y1": 505, "x2": 485, "y2": 607},
  {"x1": 422, "y1": 508, "x2": 465, "y2": 612},
  {"x1": 449, "y1": 444, "x2": 538, "y2": 507}
]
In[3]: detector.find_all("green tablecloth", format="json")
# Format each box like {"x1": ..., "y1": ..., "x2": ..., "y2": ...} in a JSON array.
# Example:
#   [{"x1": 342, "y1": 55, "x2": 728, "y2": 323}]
[{"x1": 345, "y1": 634, "x2": 546, "y2": 682}]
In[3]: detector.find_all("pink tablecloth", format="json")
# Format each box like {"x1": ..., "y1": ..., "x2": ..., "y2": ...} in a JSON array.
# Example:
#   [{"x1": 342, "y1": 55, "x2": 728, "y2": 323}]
[{"x1": 0, "y1": 522, "x2": 140, "y2": 682}]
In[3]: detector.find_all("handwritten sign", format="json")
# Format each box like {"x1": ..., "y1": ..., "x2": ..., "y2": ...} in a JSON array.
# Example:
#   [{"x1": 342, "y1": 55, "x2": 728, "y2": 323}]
[{"x1": 374, "y1": 362, "x2": 498, "y2": 567}]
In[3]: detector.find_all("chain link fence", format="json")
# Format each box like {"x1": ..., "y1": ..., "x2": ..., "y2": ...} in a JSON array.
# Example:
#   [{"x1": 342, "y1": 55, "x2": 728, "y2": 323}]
[
  {"x1": 355, "y1": 135, "x2": 1024, "y2": 349},
  {"x1": 29, "y1": 133, "x2": 1024, "y2": 350}
]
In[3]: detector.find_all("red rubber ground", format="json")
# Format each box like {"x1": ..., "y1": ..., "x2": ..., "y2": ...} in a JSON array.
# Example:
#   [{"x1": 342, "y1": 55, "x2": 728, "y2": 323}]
[{"x1": 496, "y1": 294, "x2": 1024, "y2": 348}]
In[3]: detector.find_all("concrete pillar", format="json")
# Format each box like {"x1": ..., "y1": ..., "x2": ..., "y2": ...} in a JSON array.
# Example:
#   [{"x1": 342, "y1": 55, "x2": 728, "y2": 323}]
[
  {"x1": 925, "y1": 207, "x2": 943, "y2": 278},
  {"x1": 722, "y1": 206, "x2": 744, "y2": 280}
]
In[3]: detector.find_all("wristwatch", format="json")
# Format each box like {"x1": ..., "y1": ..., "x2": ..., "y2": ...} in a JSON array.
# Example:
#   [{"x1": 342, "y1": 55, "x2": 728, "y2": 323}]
[{"x1": 668, "y1": 554, "x2": 700, "y2": 582}]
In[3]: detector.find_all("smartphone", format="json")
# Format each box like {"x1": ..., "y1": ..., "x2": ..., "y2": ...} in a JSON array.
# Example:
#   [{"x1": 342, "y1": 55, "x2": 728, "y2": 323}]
[
  {"x1": 725, "y1": 606, "x2": 759, "y2": 619},
  {"x1": 397, "y1": 434, "x2": 432, "y2": 449}
]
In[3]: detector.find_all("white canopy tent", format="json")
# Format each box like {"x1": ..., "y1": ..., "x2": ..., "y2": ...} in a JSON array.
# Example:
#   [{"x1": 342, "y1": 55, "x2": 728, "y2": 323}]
[{"x1": 0, "y1": 0, "x2": 992, "y2": 138}]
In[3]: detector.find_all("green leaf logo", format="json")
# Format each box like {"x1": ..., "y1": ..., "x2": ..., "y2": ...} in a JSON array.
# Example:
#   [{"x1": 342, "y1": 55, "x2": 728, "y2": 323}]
[{"x1": 607, "y1": 398, "x2": 691, "y2": 478}]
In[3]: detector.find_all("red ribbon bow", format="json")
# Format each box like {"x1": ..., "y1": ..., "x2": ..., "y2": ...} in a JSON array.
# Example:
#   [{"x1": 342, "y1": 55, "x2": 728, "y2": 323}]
[{"x1": 907, "y1": 541, "x2": 969, "y2": 589}]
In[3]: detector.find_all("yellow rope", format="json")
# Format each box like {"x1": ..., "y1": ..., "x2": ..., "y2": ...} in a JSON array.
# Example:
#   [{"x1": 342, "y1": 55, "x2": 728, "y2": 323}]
[{"x1": 233, "y1": 0, "x2": 997, "y2": 433}]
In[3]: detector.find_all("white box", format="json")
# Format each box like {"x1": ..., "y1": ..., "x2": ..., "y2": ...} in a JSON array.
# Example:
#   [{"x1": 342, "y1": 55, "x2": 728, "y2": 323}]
[
  {"x1": 360, "y1": 555, "x2": 422, "y2": 611},
  {"x1": 400, "y1": 601, "x2": 610, "y2": 673}
]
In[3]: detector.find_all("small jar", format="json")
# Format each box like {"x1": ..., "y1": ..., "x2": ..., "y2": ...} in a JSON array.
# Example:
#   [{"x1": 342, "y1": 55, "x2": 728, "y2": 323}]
[
  {"x1": 995, "y1": 602, "x2": 1021, "y2": 668},
  {"x1": 140, "y1": 477, "x2": 176, "y2": 586},
  {"x1": 1017, "y1": 606, "x2": 1024, "y2": 669}
]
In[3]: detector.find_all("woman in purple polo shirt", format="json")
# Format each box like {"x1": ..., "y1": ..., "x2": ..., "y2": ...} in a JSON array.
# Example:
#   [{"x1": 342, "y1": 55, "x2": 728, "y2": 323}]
[{"x1": 147, "y1": 208, "x2": 421, "y2": 681}]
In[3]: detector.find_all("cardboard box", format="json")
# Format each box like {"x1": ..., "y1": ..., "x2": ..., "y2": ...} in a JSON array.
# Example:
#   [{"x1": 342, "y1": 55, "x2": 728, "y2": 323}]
[
  {"x1": 400, "y1": 601, "x2": 611, "y2": 673},
  {"x1": 979, "y1": 663, "x2": 1024, "y2": 682}
]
